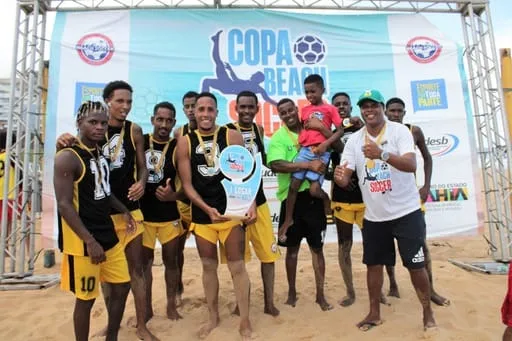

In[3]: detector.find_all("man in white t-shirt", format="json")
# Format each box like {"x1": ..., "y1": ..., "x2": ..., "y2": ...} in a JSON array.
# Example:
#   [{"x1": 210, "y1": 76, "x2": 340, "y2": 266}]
[{"x1": 334, "y1": 89, "x2": 436, "y2": 332}]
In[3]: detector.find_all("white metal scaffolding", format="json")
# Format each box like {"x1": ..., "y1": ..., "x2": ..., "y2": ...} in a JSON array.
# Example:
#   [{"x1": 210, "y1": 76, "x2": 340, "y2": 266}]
[{"x1": 1, "y1": 0, "x2": 510, "y2": 287}]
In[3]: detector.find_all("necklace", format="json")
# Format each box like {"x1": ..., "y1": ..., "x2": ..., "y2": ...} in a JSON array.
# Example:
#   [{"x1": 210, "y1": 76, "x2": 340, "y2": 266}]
[
  {"x1": 105, "y1": 122, "x2": 125, "y2": 163},
  {"x1": 364, "y1": 123, "x2": 387, "y2": 169},
  {"x1": 234, "y1": 122, "x2": 255, "y2": 153},
  {"x1": 149, "y1": 134, "x2": 171, "y2": 174},
  {"x1": 195, "y1": 126, "x2": 219, "y2": 167}
]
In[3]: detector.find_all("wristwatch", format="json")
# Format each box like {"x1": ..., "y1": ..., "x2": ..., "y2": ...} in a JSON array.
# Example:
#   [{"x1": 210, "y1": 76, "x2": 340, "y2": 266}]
[{"x1": 380, "y1": 150, "x2": 390, "y2": 162}]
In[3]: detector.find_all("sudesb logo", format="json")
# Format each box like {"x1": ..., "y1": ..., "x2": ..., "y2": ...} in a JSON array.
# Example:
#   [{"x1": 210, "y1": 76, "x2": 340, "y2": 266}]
[{"x1": 425, "y1": 134, "x2": 459, "y2": 157}]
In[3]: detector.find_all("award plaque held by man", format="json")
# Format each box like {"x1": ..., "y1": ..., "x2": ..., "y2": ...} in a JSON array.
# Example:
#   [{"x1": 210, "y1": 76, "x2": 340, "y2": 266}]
[{"x1": 219, "y1": 145, "x2": 262, "y2": 219}]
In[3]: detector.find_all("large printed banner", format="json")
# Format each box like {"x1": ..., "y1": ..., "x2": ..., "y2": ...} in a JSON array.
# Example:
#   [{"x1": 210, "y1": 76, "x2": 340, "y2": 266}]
[{"x1": 43, "y1": 9, "x2": 481, "y2": 243}]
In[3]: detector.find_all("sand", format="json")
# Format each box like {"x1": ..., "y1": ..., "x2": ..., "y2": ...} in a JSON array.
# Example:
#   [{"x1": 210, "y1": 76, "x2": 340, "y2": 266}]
[{"x1": 0, "y1": 234, "x2": 505, "y2": 341}]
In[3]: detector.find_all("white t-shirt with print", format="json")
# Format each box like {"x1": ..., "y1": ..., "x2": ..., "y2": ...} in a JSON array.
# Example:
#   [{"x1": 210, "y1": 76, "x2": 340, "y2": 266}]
[{"x1": 342, "y1": 120, "x2": 421, "y2": 222}]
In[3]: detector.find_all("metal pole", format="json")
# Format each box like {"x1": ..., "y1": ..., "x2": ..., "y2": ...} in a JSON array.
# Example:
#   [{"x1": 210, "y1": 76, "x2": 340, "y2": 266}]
[
  {"x1": 28, "y1": 7, "x2": 47, "y2": 271},
  {"x1": 468, "y1": 5, "x2": 508, "y2": 260},
  {"x1": 0, "y1": 0, "x2": 22, "y2": 277},
  {"x1": 9, "y1": 8, "x2": 31, "y2": 274},
  {"x1": 481, "y1": 3, "x2": 512, "y2": 257},
  {"x1": 18, "y1": 0, "x2": 42, "y2": 276}
]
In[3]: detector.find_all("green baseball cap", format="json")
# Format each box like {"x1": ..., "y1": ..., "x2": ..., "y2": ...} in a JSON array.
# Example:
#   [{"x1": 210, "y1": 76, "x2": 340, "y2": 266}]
[{"x1": 357, "y1": 89, "x2": 385, "y2": 106}]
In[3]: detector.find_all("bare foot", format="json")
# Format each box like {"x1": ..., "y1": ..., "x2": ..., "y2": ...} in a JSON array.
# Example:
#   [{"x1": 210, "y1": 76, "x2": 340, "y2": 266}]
[
  {"x1": 316, "y1": 297, "x2": 333, "y2": 311},
  {"x1": 136, "y1": 326, "x2": 160, "y2": 341},
  {"x1": 285, "y1": 292, "x2": 298, "y2": 307},
  {"x1": 423, "y1": 309, "x2": 437, "y2": 330},
  {"x1": 198, "y1": 316, "x2": 220, "y2": 339},
  {"x1": 91, "y1": 326, "x2": 107, "y2": 338},
  {"x1": 357, "y1": 319, "x2": 383, "y2": 332},
  {"x1": 239, "y1": 319, "x2": 252, "y2": 341},
  {"x1": 127, "y1": 313, "x2": 152, "y2": 328},
  {"x1": 339, "y1": 295, "x2": 355, "y2": 307},
  {"x1": 167, "y1": 305, "x2": 183, "y2": 321},
  {"x1": 232, "y1": 304, "x2": 240, "y2": 316},
  {"x1": 278, "y1": 219, "x2": 293, "y2": 243},
  {"x1": 431, "y1": 292, "x2": 450, "y2": 306},
  {"x1": 264, "y1": 304, "x2": 280, "y2": 317},
  {"x1": 387, "y1": 285, "x2": 400, "y2": 298}
]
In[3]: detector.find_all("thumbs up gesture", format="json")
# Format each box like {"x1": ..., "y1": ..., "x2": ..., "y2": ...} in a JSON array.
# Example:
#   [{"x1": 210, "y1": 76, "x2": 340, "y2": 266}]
[{"x1": 155, "y1": 178, "x2": 176, "y2": 202}]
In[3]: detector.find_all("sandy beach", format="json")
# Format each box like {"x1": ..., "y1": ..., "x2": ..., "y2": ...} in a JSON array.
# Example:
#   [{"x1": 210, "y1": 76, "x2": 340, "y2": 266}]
[{"x1": 0, "y1": 233, "x2": 505, "y2": 341}]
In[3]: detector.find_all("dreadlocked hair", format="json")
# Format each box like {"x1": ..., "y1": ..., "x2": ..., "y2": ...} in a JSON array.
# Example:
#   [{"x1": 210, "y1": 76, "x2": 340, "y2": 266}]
[{"x1": 76, "y1": 101, "x2": 109, "y2": 122}]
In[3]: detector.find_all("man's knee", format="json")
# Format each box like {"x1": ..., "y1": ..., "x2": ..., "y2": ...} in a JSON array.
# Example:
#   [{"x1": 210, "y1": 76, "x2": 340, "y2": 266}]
[
  {"x1": 75, "y1": 297, "x2": 95, "y2": 310},
  {"x1": 227, "y1": 259, "x2": 247, "y2": 277},
  {"x1": 407, "y1": 266, "x2": 427, "y2": 274},
  {"x1": 142, "y1": 248, "x2": 155, "y2": 268},
  {"x1": 286, "y1": 247, "x2": 299, "y2": 260},
  {"x1": 201, "y1": 257, "x2": 218, "y2": 273},
  {"x1": 162, "y1": 254, "x2": 178, "y2": 270},
  {"x1": 110, "y1": 282, "x2": 131, "y2": 298}
]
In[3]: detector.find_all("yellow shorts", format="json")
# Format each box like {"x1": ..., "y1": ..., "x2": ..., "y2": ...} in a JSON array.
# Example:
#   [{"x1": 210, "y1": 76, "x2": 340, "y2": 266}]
[
  {"x1": 190, "y1": 220, "x2": 242, "y2": 245},
  {"x1": 61, "y1": 242, "x2": 129, "y2": 301},
  {"x1": 331, "y1": 202, "x2": 365, "y2": 228},
  {"x1": 177, "y1": 201, "x2": 192, "y2": 227},
  {"x1": 142, "y1": 220, "x2": 183, "y2": 249},
  {"x1": 220, "y1": 202, "x2": 280, "y2": 264},
  {"x1": 111, "y1": 209, "x2": 144, "y2": 249}
]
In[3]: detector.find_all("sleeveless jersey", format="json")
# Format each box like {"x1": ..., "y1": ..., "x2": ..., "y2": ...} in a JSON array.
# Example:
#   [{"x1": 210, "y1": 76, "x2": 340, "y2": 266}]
[
  {"x1": 225, "y1": 122, "x2": 267, "y2": 206},
  {"x1": 140, "y1": 134, "x2": 180, "y2": 222},
  {"x1": 331, "y1": 125, "x2": 363, "y2": 204},
  {"x1": 0, "y1": 152, "x2": 15, "y2": 200},
  {"x1": 180, "y1": 123, "x2": 195, "y2": 137},
  {"x1": 188, "y1": 126, "x2": 229, "y2": 224},
  {"x1": 101, "y1": 120, "x2": 139, "y2": 213},
  {"x1": 175, "y1": 123, "x2": 196, "y2": 206},
  {"x1": 57, "y1": 145, "x2": 118, "y2": 256}
]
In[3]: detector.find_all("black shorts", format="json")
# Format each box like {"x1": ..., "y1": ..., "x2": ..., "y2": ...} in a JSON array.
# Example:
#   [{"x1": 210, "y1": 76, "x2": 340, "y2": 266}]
[
  {"x1": 278, "y1": 191, "x2": 326, "y2": 249},
  {"x1": 362, "y1": 209, "x2": 426, "y2": 269}
]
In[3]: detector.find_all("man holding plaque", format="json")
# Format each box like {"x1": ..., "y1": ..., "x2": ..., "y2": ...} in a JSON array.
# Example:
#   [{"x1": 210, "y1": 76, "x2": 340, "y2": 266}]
[
  {"x1": 267, "y1": 98, "x2": 333, "y2": 311},
  {"x1": 224, "y1": 90, "x2": 280, "y2": 317},
  {"x1": 334, "y1": 89, "x2": 436, "y2": 332},
  {"x1": 176, "y1": 92, "x2": 256, "y2": 340}
]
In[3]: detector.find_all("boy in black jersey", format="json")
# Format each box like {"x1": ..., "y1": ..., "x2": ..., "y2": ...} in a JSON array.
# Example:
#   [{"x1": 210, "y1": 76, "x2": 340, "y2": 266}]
[
  {"x1": 140, "y1": 102, "x2": 185, "y2": 321},
  {"x1": 57, "y1": 81, "x2": 156, "y2": 341},
  {"x1": 176, "y1": 92, "x2": 256, "y2": 340},
  {"x1": 54, "y1": 101, "x2": 134, "y2": 341},
  {"x1": 224, "y1": 90, "x2": 280, "y2": 317}
]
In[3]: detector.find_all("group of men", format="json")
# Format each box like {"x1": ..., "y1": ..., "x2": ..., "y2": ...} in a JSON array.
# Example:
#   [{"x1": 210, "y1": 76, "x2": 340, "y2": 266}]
[{"x1": 53, "y1": 77, "x2": 451, "y2": 341}]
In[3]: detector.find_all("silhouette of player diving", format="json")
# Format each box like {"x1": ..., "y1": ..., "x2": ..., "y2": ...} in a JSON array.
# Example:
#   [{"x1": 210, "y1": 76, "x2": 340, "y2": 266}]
[{"x1": 201, "y1": 30, "x2": 278, "y2": 106}]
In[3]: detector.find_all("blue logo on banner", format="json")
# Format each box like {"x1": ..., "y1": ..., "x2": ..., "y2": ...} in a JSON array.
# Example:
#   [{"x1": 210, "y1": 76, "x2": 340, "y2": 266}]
[
  {"x1": 426, "y1": 134, "x2": 459, "y2": 157},
  {"x1": 410, "y1": 79, "x2": 448, "y2": 111},
  {"x1": 201, "y1": 29, "x2": 329, "y2": 101},
  {"x1": 74, "y1": 82, "x2": 106, "y2": 115}
]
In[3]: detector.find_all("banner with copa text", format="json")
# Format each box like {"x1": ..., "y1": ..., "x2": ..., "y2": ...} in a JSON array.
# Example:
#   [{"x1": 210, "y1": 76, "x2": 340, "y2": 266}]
[{"x1": 43, "y1": 9, "x2": 481, "y2": 245}]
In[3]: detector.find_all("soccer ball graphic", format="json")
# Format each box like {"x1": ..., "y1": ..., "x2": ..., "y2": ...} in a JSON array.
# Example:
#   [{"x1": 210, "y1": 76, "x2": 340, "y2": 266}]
[{"x1": 293, "y1": 35, "x2": 326, "y2": 65}]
